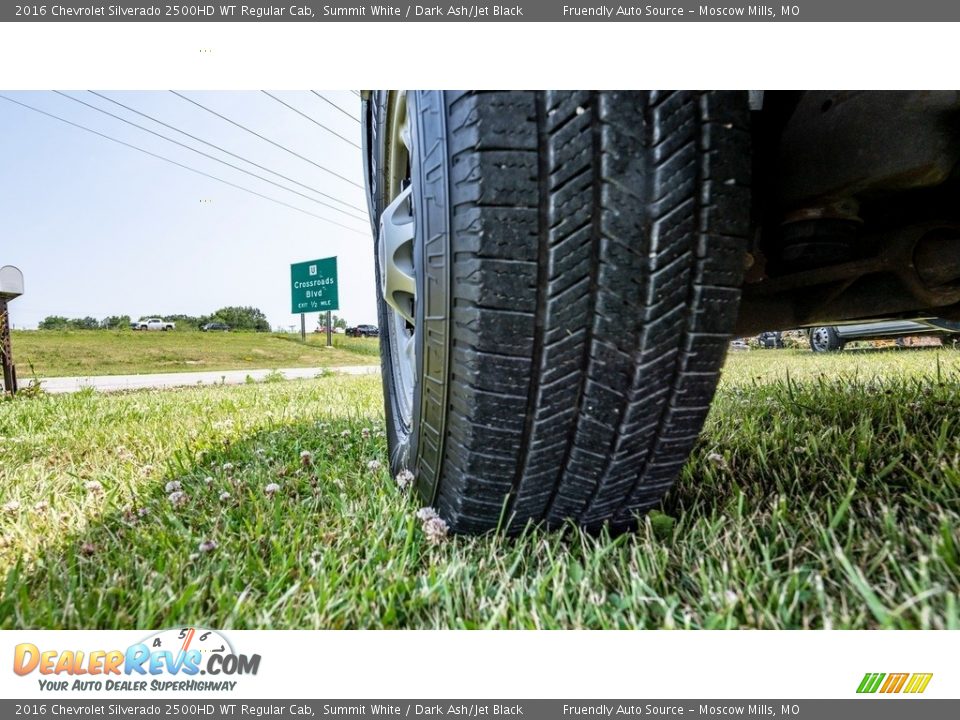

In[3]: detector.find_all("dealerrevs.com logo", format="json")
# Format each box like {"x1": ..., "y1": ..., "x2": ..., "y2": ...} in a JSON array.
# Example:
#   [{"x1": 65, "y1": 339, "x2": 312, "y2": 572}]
[
  {"x1": 857, "y1": 673, "x2": 933, "y2": 694},
  {"x1": 13, "y1": 627, "x2": 260, "y2": 692}
]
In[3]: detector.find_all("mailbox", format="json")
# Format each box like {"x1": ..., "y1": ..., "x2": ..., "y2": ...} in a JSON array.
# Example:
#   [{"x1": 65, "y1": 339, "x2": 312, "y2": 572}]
[
  {"x1": 0, "y1": 264, "x2": 21, "y2": 393},
  {"x1": 0, "y1": 265, "x2": 24, "y2": 300}
]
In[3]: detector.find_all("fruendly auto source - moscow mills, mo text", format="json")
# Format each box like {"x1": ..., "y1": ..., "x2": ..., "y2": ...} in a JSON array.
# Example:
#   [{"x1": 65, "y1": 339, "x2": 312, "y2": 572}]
[{"x1": 562, "y1": 5, "x2": 789, "y2": 17}]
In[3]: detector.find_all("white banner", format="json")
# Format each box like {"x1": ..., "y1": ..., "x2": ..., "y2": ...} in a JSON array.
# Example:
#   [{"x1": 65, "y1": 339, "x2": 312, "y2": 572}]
[{"x1": 1, "y1": 629, "x2": 954, "y2": 699}]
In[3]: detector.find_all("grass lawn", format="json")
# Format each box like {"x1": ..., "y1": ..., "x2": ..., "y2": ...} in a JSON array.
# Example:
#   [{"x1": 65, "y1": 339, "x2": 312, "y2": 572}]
[
  {"x1": 9, "y1": 330, "x2": 380, "y2": 378},
  {"x1": 0, "y1": 348, "x2": 957, "y2": 629}
]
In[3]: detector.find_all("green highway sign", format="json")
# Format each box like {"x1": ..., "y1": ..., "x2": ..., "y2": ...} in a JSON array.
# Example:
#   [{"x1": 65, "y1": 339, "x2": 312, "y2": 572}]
[{"x1": 291, "y1": 256, "x2": 339, "y2": 313}]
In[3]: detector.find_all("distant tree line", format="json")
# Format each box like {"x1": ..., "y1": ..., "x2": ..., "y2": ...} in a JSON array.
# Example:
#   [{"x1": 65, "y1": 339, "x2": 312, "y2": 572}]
[
  {"x1": 38, "y1": 306, "x2": 270, "y2": 332},
  {"x1": 38, "y1": 315, "x2": 125, "y2": 330},
  {"x1": 326, "y1": 315, "x2": 348, "y2": 330}
]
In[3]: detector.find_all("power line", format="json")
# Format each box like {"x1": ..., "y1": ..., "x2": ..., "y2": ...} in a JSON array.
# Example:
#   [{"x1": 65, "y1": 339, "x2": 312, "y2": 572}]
[
  {"x1": 54, "y1": 91, "x2": 367, "y2": 223},
  {"x1": 171, "y1": 91, "x2": 363, "y2": 189},
  {"x1": 89, "y1": 90, "x2": 366, "y2": 214},
  {"x1": 310, "y1": 91, "x2": 360, "y2": 123},
  {"x1": 0, "y1": 94, "x2": 368, "y2": 236},
  {"x1": 262, "y1": 90, "x2": 360, "y2": 147}
]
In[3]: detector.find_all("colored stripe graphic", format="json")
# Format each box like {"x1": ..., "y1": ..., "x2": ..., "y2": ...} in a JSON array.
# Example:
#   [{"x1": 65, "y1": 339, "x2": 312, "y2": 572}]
[
  {"x1": 857, "y1": 673, "x2": 885, "y2": 693},
  {"x1": 880, "y1": 673, "x2": 909, "y2": 693},
  {"x1": 904, "y1": 673, "x2": 934, "y2": 694},
  {"x1": 857, "y1": 672, "x2": 932, "y2": 694}
]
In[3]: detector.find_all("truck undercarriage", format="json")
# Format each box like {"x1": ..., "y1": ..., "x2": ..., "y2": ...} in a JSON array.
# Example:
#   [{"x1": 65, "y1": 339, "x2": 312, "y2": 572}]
[{"x1": 737, "y1": 90, "x2": 960, "y2": 335}]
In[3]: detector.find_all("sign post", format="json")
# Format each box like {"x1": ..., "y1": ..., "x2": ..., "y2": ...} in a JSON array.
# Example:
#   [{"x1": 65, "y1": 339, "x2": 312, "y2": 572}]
[
  {"x1": 290, "y1": 256, "x2": 339, "y2": 347},
  {"x1": 0, "y1": 265, "x2": 24, "y2": 395}
]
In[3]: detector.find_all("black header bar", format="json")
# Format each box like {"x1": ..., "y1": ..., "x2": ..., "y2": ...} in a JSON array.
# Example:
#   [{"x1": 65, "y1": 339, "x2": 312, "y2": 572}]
[{"x1": 4, "y1": 1, "x2": 960, "y2": 22}]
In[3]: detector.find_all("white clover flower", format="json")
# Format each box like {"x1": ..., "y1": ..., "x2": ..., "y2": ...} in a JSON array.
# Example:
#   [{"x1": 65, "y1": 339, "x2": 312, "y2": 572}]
[
  {"x1": 395, "y1": 469, "x2": 415, "y2": 491},
  {"x1": 85, "y1": 480, "x2": 104, "y2": 494},
  {"x1": 706, "y1": 452, "x2": 730, "y2": 472},
  {"x1": 264, "y1": 483, "x2": 281, "y2": 497},
  {"x1": 367, "y1": 459, "x2": 382, "y2": 473},
  {"x1": 340, "y1": 429, "x2": 351, "y2": 438},
  {"x1": 219, "y1": 491, "x2": 231, "y2": 502},
  {"x1": 361, "y1": 428, "x2": 371, "y2": 439},
  {"x1": 417, "y1": 505, "x2": 449, "y2": 543},
  {"x1": 33, "y1": 500, "x2": 49, "y2": 512},
  {"x1": 222, "y1": 462, "x2": 234, "y2": 471},
  {"x1": 137, "y1": 506, "x2": 150, "y2": 518},
  {"x1": 3, "y1": 500, "x2": 21, "y2": 515},
  {"x1": 198, "y1": 539, "x2": 218, "y2": 553},
  {"x1": 168, "y1": 491, "x2": 187, "y2": 507},
  {"x1": 423, "y1": 516, "x2": 449, "y2": 545},
  {"x1": 204, "y1": 476, "x2": 214, "y2": 486},
  {"x1": 415, "y1": 506, "x2": 439, "y2": 523},
  {"x1": 164, "y1": 480, "x2": 182, "y2": 493},
  {"x1": 300, "y1": 450, "x2": 314, "y2": 466}
]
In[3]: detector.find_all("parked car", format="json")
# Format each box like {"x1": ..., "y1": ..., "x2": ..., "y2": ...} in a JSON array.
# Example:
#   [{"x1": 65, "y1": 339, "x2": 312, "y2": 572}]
[
  {"x1": 363, "y1": 90, "x2": 960, "y2": 534},
  {"x1": 757, "y1": 331, "x2": 785, "y2": 349},
  {"x1": 132, "y1": 318, "x2": 174, "y2": 331},
  {"x1": 346, "y1": 324, "x2": 379, "y2": 338},
  {"x1": 201, "y1": 322, "x2": 230, "y2": 332},
  {"x1": 809, "y1": 319, "x2": 960, "y2": 352}
]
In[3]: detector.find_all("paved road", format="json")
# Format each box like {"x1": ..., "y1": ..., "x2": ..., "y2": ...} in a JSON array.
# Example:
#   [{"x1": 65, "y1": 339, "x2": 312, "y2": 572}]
[{"x1": 36, "y1": 365, "x2": 380, "y2": 394}]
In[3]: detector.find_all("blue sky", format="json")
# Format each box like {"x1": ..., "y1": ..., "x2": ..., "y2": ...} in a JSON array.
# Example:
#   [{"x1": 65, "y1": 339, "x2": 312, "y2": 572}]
[{"x1": 0, "y1": 90, "x2": 375, "y2": 330}]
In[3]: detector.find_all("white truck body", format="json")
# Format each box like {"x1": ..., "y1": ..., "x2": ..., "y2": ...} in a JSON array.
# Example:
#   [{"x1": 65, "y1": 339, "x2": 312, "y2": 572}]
[{"x1": 134, "y1": 318, "x2": 175, "y2": 331}]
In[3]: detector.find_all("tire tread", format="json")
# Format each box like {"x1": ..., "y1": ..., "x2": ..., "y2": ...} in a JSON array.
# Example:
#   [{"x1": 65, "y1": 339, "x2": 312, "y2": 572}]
[{"x1": 399, "y1": 91, "x2": 749, "y2": 533}]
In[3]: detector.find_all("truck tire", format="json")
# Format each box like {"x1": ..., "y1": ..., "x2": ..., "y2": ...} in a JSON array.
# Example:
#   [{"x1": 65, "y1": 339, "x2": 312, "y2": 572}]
[
  {"x1": 363, "y1": 91, "x2": 751, "y2": 533},
  {"x1": 809, "y1": 326, "x2": 843, "y2": 352}
]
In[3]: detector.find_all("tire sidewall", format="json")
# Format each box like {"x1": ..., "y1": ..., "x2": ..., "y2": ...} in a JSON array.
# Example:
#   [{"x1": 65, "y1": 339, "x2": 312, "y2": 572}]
[
  {"x1": 366, "y1": 92, "x2": 415, "y2": 477},
  {"x1": 366, "y1": 91, "x2": 449, "y2": 502},
  {"x1": 406, "y1": 91, "x2": 452, "y2": 505}
]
